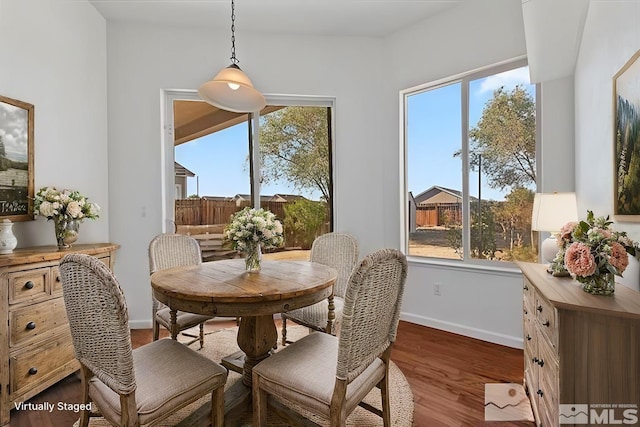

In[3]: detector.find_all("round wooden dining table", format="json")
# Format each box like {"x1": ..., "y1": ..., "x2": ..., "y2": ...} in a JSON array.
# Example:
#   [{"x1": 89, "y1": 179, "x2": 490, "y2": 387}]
[{"x1": 151, "y1": 258, "x2": 337, "y2": 424}]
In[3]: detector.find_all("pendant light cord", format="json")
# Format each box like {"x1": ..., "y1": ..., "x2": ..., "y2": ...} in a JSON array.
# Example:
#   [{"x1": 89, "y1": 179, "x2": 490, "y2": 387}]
[{"x1": 230, "y1": 0, "x2": 238, "y2": 65}]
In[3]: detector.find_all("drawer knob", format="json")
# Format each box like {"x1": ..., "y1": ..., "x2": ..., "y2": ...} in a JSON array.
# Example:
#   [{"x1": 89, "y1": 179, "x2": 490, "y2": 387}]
[
  {"x1": 536, "y1": 305, "x2": 543, "y2": 312},
  {"x1": 24, "y1": 281, "x2": 34, "y2": 290},
  {"x1": 543, "y1": 320, "x2": 550, "y2": 327},
  {"x1": 532, "y1": 356, "x2": 538, "y2": 363},
  {"x1": 526, "y1": 334, "x2": 532, "y2": 341},
  {"x1": 56, "y1": 275, "x2": 61, "y2": 282},
  {"x1": 524, "y1": 309, "x2": 528, "y2": 315},
  {"x1": 524, "y1": 285, "x2": 529, "y2": 291},
  {"x1": 28, "y1": 367, "x2": 38, "y2": 375},
  {"x1": 536, "y1": 389, "x2": 543, "y2": 397},
  {"x1": 26, "y1": 321, "x2": 36, "y2": 330},
  {"x1": 537, "y1": 358, "x2": 545, "y2": 367},
  {"x1": 283, "y1": 303, "x2": 290, "y2": 310}
]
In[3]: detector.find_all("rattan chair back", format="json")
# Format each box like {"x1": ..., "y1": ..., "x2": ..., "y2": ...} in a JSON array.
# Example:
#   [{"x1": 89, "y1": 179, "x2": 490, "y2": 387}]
[
  {"x1": 59, "y1": 253, "x2": 136, "y2": 395},
  {"x1": 310, "y1": 232, "x2": 359, "y2": 298},
  {"x1": 149, "y1": 233, "x2": 202, "y2": 274},
  {"x1": 337, "y1": 248, "x2": 407, "y2": 382}
]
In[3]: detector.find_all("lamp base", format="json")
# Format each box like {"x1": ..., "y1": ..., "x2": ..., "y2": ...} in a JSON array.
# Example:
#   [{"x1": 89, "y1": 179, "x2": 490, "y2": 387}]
[{"x1": 541, "y1": 235, "x2": 559, "y2": 265}]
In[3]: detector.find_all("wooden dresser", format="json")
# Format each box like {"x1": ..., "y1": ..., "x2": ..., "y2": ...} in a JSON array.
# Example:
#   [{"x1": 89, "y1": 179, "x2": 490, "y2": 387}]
[
  {"x1": 0, "y1": 243, "x2": 119, "y2": 427},
  {"x1": 519, "y1": 262, "x2": 640, "y2": 427}
]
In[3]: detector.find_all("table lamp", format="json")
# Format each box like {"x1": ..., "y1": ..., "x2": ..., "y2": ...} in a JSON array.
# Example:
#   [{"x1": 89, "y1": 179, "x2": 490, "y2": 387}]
[{"x1": 531, "y1": 192, "x2": 578, "y2": 265}]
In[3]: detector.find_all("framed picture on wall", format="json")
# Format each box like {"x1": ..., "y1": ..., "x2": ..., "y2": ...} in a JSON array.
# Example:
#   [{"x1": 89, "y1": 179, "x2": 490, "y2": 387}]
[
  {"x1": 614, "y1": 50, "x2": 640, "y2": 221},
  {"x1": 0, "y1": 95, "x2": 34, "y2": 221}
]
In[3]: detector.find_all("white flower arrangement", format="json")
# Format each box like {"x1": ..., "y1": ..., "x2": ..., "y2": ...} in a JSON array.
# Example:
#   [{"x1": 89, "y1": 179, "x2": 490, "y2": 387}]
[
  {"x1": 224, "y1": 207, "x2": 284, "y2": 252},
  {"x1": 33, "y1": 187, "x2": 100, "y2": 222}
]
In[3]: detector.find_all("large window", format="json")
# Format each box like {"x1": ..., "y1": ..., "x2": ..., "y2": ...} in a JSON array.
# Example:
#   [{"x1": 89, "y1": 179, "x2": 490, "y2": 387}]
[
  {"x1": 404, "y1": 59, "x2": 537, "y2": 264},
  {"x1": 166, "y1": 93, "x2": 334, "y2": 257}
]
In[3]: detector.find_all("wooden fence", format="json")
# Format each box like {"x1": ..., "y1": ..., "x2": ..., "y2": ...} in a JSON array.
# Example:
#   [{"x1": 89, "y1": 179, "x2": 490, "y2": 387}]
[
  {"x1": 415, "y1": 203, "x2": 462, "y2": 227},
  {"x1": 175, "y1": 199, "x2": 289, "y2": 226}
]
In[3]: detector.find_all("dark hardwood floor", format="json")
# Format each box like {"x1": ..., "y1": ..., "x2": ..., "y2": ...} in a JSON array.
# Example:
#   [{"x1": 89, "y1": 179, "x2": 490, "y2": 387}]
[{"x1": 9, "y1": 320, "x2": 534, "y2": 427}]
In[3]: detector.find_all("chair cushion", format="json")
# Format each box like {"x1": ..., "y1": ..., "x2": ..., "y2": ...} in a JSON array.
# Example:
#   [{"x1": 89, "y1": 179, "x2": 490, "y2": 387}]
[
  {"x1": 90, "y1": 339, "x2": 227, "y2": 425},
  {"x1": 253, "y1": 332, "x2": 385, "y2": 418},
  {"x1": 284, "y1": 297, "x2": 345, "y2": 334},
  {"x1": 155, "y1": 307, "x2": 212, "y2": 330}
]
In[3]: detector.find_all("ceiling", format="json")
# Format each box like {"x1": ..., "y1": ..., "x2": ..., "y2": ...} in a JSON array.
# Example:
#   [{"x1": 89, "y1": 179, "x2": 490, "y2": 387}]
[{"x1": 88, "y1": 0, "x2": 466, "y2": 38}]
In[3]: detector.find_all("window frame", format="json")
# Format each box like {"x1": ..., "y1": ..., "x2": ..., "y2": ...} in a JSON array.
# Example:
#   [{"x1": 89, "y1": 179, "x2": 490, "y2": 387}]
[
  {"x1": 161, "y1": 90, "x2": 336, "y2": 233},
  {"x1": 400, "y1": 56, "x2": 538, "y2": 268}
]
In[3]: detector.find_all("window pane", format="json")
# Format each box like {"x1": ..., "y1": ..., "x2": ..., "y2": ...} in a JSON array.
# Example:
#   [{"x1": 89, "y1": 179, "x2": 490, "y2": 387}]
[
  {"x1": 259, "y1": 106, "x2": 332, "y2": 253},
  {"x1": 407, "y1": 83, "x2": 463, "y2": 260},
  {"x1": 175, "y1": 123, "x2": 251, "y2": 198},
  {"x1": 468, "y1": 66, "x2": 536, "y2": 262},
  {"x1": 174, "y1": 103, "x2": 334, "y2": 261}
]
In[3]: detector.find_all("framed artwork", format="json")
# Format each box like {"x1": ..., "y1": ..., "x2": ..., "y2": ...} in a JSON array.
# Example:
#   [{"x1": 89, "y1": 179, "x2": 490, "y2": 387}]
[
  {"x1": 614, "y1": 50, "x2": 640, "y2": 220},
  {"x1": 0, "y1": 95, "x2": 34, "y2": 221}
]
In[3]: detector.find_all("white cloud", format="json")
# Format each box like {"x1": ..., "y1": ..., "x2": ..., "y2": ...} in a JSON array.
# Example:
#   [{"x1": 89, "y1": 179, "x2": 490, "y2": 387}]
[
  {"x1": 0, "y1": 102, "x2": 29, "y2": 162},
  {"x1": 477, "y1": 67, "x2": 531, "y2": 95}
]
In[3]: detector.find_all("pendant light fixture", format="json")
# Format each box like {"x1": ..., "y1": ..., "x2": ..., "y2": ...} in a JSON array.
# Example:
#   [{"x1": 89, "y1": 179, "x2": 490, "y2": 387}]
[{"x1": 198, "y1": 0, "x2": 266, "y2": 113}]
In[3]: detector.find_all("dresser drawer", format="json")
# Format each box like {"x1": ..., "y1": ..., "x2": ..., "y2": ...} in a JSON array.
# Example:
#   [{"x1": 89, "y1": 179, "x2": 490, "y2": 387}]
[
  {"x1": 9, "y1": 298, "x2": 69, "y2": 347},
  {"x1": 535, "y1": 292, "x2": 557, "y2": 348},
  {"x1": 9, "y1": 334, "x2": 77, "y2": 397},
  {"x1": 537, "y1": 331, "x2": 559, "y2": 420},
  {"x1": 8, "y1": 267, "x2": 50, "y2": 305},
  {"x1": 523, "y1": 277, "x2": 535, "y2": 307},
  {"x1": 51, "y1": 265, "x2": 63, "y2": 296}
]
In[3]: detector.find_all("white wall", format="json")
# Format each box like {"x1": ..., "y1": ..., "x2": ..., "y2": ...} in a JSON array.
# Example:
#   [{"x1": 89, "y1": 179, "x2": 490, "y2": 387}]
[
  {"x1": 575, "y1": 0, "x2": 640, "y2": 246},
  {"x1": 383, "y1": 0, "x2": 531, "y2": 348},
  {"x1": 0, "y1": 0, "x2": 109, "y2": 246},
  {"x1": 105, "y1": 22, "x2": 385, "y2": 326}
]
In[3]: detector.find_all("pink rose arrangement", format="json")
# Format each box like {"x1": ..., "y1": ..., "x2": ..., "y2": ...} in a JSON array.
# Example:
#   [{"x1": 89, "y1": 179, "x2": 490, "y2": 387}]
[{"x1": 552, "y1": 211, "x2": 638, "y2": 293}]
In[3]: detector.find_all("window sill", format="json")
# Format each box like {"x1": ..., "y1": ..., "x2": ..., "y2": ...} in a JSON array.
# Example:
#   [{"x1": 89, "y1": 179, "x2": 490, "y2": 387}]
[{"x1": 406, "y1": 255, "x2": 523, "y2": 277}]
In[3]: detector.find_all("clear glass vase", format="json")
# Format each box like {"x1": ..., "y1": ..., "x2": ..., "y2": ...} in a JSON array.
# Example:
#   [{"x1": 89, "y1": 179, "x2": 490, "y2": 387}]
[
  {"x1": 581, "y1": 272, "x2": 615, "y2": 296},
  {"x1": 244, "y1": 243, "x2": 262, "y2": 272},
  {"x1": 54, "y1": 217, "x2": 80, "y2": 250}
]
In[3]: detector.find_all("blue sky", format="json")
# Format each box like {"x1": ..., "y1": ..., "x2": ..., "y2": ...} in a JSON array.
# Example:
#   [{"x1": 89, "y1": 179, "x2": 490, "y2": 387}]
[
  {"x1": 176, "y1": 66, "x2": 533, "y2": 202},
  {"x1": 175, "y1": 121, "x2": 316, "y2": 198}
]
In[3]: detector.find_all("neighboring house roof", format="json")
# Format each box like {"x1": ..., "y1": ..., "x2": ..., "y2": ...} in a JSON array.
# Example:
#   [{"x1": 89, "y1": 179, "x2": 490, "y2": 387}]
[
  {"x1": 201, "y1": 196, "x2": 231, "y2": 201},
  {"x1": 414, "y1": 185, "x2": 480, "y2": 205},
  {"x1": 413, "y1": 185, "x2": 463, "y2": 204},
  {"x1": 174, "y1": 161, "x2": 195, "y2": 177},
  {"x1": 270, "y1": 194, "x2": 308, "y2": 203},
  {"x1": 234, "y1": 194, "x2": 273, "y2": 203},
  {"x1": 408, "y1": 191, "x2": 416, "y2": 205}
]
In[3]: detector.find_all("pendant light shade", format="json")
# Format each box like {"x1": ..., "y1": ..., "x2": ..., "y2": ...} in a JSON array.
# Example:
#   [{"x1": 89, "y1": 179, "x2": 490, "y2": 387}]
[
  {"x1": 198, "y1": 0, "x2": 266, "y2": 113},
  {"x1": 198, "y1": 64, "x2": 266, "y2": 113}
]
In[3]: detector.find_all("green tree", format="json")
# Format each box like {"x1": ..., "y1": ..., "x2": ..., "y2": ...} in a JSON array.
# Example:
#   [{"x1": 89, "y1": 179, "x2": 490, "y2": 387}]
[
  {"x1": 469, "y1": 85, "x2": 536, "y2": 191},
  {"x1": 446, "y1": 203, "x2": 498, "y2": 260},
  {"x1": 259, "y1": 107, "x2": 330, "y2": 202},
  {"x1": 492, "y1": 187, "x2": 535, "y2": 254},
  {"x1": 283, "y1": 199, "x2": 327, "y2": 249}
]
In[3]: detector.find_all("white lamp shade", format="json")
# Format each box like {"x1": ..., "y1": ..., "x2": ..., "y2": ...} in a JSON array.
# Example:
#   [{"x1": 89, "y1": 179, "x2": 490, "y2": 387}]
[
  {"x1": 198, "y1": 64, "x2": 266, "y2": 113},
  {"x1": 531, "y1": 192, "x2": 578, "y2": 233}
]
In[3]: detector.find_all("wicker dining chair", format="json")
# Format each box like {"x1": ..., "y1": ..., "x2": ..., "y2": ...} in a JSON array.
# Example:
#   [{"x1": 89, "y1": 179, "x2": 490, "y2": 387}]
[
  {"x1": 59, "y1": 253, "x2": 228, "y2": 427},
  {"x1": 253, "y1": 249, "x2": 407, "y2": 427},
  {"x1": 281, "y1": 232, "x2": 359, "y2": 346},
  {"x1": 149, "y1": 233, "x2": 214, "y2": 348}
]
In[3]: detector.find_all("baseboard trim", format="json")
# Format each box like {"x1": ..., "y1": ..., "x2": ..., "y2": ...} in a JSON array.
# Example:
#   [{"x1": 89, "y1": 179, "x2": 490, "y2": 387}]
[
  {"x1": 129, "y1": 319, "x2": 153, "y2": 329},
  {"x1": 400, "y1": 312, "x2": 523, "y2": 349}
]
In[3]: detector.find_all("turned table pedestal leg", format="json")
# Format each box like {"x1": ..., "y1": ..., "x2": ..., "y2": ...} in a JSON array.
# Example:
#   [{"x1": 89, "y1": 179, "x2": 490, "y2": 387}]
[{"x1": 237, "y1": 315, "x2": 278, "y2": 387}]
